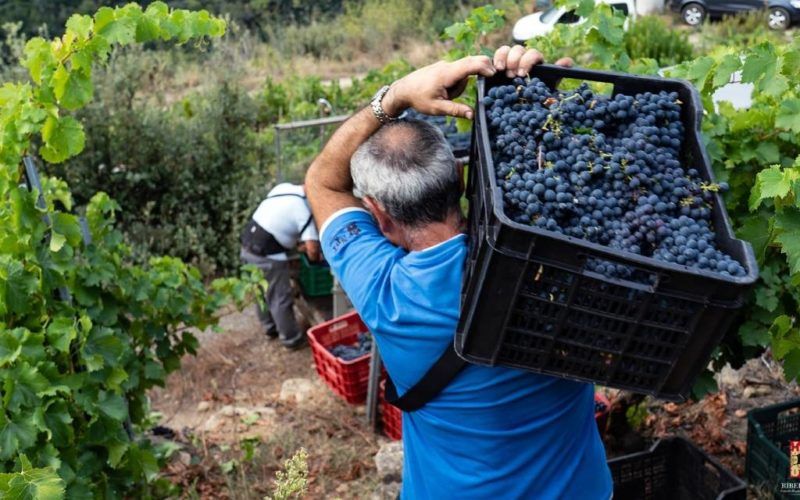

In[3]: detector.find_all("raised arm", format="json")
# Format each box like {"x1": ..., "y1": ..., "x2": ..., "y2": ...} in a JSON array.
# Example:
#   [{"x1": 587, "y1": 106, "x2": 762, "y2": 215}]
[
  {"x1": 305, "y1": 46, "x2": 572, "y2": 231},
  {"x1": 305, "y1": 55, "x2": 501, "y2": 229}
]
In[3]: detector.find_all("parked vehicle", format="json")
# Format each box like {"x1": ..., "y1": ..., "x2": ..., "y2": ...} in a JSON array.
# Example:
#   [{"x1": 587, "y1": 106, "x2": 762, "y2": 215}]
[
  {"x1": 512, "y1": 0, "x2": 637, "y2": 41},
  {"x1": 671, "y1": 0, "x2": 800, "y2": 29}
]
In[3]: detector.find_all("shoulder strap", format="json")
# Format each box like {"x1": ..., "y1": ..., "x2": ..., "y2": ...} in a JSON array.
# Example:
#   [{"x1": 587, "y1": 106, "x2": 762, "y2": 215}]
[
  {"x1": 299, "y1": 213, "x2": 314, "y2": 235},
  {"x1": 383, "y1": 342, "x2": 466, "y2": 412}
]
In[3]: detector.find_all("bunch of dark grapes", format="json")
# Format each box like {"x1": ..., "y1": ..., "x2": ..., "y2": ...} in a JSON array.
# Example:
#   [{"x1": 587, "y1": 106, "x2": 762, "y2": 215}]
[
  {"x1": 329, "y1": 333, "x2": 372, "y2": 361},
  {"x1": 482, "y1": 77, "x2": 746, "y2": 279}
]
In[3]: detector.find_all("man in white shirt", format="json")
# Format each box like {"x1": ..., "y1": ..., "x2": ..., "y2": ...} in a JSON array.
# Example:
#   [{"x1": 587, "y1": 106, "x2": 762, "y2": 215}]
[{"x1": 240, "y1": 183, "x2": 321, "y2": 349}]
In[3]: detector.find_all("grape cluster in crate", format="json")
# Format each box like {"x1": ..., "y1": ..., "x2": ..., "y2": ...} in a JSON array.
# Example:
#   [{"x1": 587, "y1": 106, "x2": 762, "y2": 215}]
[
  {"x1": 482, "y1": 78, "x2": 746, "y2": 280},
  {"x1": 328, "y1": 333, "x2": 372, "y2": 361}
]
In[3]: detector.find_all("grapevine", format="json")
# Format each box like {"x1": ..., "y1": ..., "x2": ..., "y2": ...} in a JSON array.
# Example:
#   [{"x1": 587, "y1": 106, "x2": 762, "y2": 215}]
[{"x1": 0, "y1": 3, "x2": 263, "y2": 498}]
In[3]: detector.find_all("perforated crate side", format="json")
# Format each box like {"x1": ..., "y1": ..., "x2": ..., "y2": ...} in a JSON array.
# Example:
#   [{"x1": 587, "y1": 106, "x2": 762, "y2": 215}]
[
  {"x1": 456, "y1": 67, "x2": 758, "y2": 401},
  {"x1": 307, "y1": 311, "x2": 371, "y2": 404},
  {"x1": 609, "y1": 437, "x2": 746, "y2": 500}
]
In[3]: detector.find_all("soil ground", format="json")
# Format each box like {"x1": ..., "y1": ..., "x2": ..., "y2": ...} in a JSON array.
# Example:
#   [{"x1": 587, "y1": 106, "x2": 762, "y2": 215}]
[
  {"x1": 152, "y1": 302, "x2": 800, "y2": 498},
  {"x1": 149, "y1": 303, "x2": 387, "y2": 499}
]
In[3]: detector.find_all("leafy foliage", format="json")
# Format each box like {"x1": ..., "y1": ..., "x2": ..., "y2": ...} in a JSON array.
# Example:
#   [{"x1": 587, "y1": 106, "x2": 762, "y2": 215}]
[
  {"x1": 0, "y1": 3, "x2": 263, "y2": 497},
  {"x1": 0, "y1": 456, "x2": 64, "y2": 500},
  {"x1": 665, "y1": 36, "x2": 800, "y2": 380},
  {"x1": 623, "y1": 16, "x2": 694, "y2": 68},
  {"x1": 268, "y1": 448, "x2": 309, "y2": 500}
]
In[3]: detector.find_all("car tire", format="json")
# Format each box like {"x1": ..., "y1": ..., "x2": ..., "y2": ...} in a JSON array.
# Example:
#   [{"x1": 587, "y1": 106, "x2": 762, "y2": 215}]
[
  {"x1": 767, "y1": 7, "x2": 790, "y2": 30},
  {"x1": 681, "y1": 3, "x2": 706, "y2": 26}
]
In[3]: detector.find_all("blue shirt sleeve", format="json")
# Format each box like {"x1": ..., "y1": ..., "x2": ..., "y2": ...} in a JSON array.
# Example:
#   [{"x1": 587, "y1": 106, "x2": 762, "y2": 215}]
[{"x1": 320, "y1": 209, "x2": 406, "y2": 320}]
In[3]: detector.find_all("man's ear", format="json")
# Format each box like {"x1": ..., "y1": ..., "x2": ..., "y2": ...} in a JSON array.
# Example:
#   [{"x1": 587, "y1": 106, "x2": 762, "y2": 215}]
[{"x1": 363, "y1": 196, "x2": 395, "y2": 235}]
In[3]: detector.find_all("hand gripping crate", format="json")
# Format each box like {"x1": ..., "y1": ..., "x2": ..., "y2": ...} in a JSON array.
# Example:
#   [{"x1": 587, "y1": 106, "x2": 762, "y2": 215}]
[
  {"x1": 456, "y1": 65, "x2": 758, "y2": 401},
  {"x1": 746, "y1": 398, "x2": 800, "y2": 498},
  {"x1": 307, "y1": 311, "x2": 371, "y2": 404},
  {"x1": 299, "y1": 254, "x2": 334, "y2": 297},
  {"x1": 609, "y1": 437, "x2": 746, "y2": 499}
]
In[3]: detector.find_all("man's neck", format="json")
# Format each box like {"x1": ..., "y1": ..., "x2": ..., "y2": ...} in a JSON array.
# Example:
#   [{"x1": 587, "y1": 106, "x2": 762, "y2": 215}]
[{"x1": 404, "y1": 211, "x2": 465, "y2": 252}]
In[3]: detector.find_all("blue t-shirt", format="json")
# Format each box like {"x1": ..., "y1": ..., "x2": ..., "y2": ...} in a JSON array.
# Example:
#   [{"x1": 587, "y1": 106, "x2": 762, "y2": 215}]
[{"x1": 321, "y1": 208, "x2": 612, "y2": 499}]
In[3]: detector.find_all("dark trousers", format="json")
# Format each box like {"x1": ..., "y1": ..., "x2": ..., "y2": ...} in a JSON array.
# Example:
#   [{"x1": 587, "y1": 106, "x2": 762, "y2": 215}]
[{"x1": 240, "y1": 248, "x2": 302, "y2": 343}]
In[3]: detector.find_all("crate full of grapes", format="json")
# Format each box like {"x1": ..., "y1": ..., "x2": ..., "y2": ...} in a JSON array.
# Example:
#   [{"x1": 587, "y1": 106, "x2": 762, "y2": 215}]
[{"x1": 456, "y1": 65, "x2": 758, "y2": 401}]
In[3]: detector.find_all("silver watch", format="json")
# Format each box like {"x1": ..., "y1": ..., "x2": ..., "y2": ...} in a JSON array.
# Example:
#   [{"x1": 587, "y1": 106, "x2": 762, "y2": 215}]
[{"x1": 370, "y1": 85, "x2": 398, "y2": 124}]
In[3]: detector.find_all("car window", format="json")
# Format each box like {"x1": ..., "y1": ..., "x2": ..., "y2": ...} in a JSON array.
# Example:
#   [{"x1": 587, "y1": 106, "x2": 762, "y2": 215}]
[
  {"x1": 540, "y1": 7, "x2": 561, "y2": 23},
  {"x1": 557, "y1": 10, "x2": 581, "y2": 23},
  {"x1": 610, "y1": 3, "x2": 629, "y2": 15}
]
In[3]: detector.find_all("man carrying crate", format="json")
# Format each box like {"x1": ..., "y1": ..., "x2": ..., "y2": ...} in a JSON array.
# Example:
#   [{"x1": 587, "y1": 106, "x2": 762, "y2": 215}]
[
  {"x1": 240, "y1": 182, "x2": 321, "y2": 349},
  {"x1": 305, "y1": 46, "x2": 612, "y2": 498}
]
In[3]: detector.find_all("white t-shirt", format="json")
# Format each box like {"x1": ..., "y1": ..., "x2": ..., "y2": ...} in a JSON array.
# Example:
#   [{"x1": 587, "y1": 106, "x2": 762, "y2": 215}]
[{"x1": 252, "y1": 183, "x2": 319, "y2": 261}]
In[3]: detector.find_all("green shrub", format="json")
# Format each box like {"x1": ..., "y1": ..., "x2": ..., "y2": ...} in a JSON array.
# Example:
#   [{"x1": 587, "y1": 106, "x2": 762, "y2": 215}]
[
  {"x1": 48, "y1": 47, "x2": 270, "y2": 276},
  {"x1": 696, "y1": 10, "x2": 786, "y2": 52},
  {"x1": 624, "y1": 16, "x2": 694, "y2": 67}
]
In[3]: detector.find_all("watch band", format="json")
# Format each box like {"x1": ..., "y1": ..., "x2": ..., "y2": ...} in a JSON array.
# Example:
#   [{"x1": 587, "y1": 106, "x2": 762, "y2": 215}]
[{"x1": 371, "y1": 85, "x2": 397, "y2": 125}]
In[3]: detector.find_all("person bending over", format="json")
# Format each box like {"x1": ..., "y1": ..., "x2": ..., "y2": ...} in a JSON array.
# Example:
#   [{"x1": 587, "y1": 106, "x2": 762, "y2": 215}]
[
  {"x1": 240, "y1": 182, "x2": 320, "y2": 349},
  {"x1": 305, "y1": 45, "x2": 612, "y2": 498}
]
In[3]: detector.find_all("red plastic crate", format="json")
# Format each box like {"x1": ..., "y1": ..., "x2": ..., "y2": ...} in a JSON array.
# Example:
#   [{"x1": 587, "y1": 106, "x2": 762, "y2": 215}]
[
  {"x1": 379, "y1": 379, "x2": 402, "y2": 440},
  {"x1": 307, "y1": 311, "x2": 371, "y2": 404}
]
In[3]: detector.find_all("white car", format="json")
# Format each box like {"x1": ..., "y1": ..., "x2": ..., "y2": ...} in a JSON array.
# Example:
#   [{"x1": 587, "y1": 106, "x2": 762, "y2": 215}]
[{"x1": 512, "y1": 0, "x2": 638, "y2": 42}]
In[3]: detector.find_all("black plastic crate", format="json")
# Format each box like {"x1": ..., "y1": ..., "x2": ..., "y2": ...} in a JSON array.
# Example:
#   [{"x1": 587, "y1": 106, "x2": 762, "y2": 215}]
[
  {"x1": 746, "y1": 399, "x2": 800, "y2": 498},
  {"x1": 609, "y1": 437, "x2": 746, "y2": 499},
  {"x1": 456, "y1": 65, "x2": 758, "y2": 401}
]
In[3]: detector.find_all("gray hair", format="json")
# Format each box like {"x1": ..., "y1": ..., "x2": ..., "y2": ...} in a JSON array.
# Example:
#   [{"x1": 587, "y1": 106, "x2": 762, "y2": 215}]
[{"x1": 351, "y1": 119, "x2": 460, "y2": 227}]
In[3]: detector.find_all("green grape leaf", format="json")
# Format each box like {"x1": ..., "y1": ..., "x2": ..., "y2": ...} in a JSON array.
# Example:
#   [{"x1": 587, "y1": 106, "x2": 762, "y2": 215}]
[
  {"x1": 760, "y1": 73, "x2": 788, "y2": 98},
  {"x1": 43, "y1": 400, "x2": 73, "y2": 444},
  {"x1": 783, "y1": 349, "x2": 800, "y2": 383},
  {"x1": 0, "y1": 459, "x2": 65, "y2": 500},
  {"x1": 776, "y1": 99, "x2": 800, "y2": 134},
  {"x1": 739, "y1": 320, "x2": 771, "y2": 347},
  {"x1": 51, "y1": 64, "x2": 93, "y2": 111},
  {"x1": 3, "y1": 362, "x2": 51, "y2": 411},
  {"x1": 0, "y1": 330, "x2": 22, "y2": 367},
  {"x1": 40, "y1": 115, "x2": 85, "y2": 164},
  {"x1": 755, "y1": 285, "x2": 779, "y2": 312},
  {"x1": 755, "y1": 142, "x2": 781, "y2": 164},
  {"x1": 0, "y1": 412, "x2": 37, "y2": 461},
  {"x1": 685, "y1": 56, "x2": 715, "y2": 89},
  {"x1": 65, "y1": 14, "x2": 93, "y2": 40},
  {"x1": 22, "y1": 38, "x2": 56, "y2": 85},
  {"x1": 95, "y1": 7, "x2": 137, "y2": 45},
  {"x1": 52, "y1": 213, "x2": 83, "y2": 248},
  {"x1": 712, "y1": 54, "x2": 741, "y2": 88},
  {"x1": 125, "y1": 444, "x2": 160, "y2": 481},
  {"x1": 775, "y1": 210, "x2": 800, "y2": 275},
  {"x1": 49, "y1": 233, "x2": 66, "y2": 253},
  {"x1": 2, "y1": 260, "x2": 40, "y2": 316},
  {"x1": 95, "y1": 391, "x2": 127, "y2": 421},
  {"x1": 759, "y1": 165, "x2": 792, "y2": 197},
  {"x1": 81, "y1": 327, "x2": 126, "y2": 372},
  {"x1": 741, "y1": 43, "x2": 777, "y2": 83},
  {"x1": 46, "y1": 317, "x2": 76, "y2": 353},
  {"x1": 135, "y1": 14, "x2": 161, "y2": 42},
  {"x1": 592, "y1": 10, "x2": 624, "y2": 46}
]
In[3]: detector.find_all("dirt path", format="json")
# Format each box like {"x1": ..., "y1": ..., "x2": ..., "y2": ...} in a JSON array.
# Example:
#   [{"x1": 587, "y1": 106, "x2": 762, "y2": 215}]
[
  {"x1": 150, "y1": 305, "x2": 385, "y2": 499},
  {"x1": 152, "y1": 304, "x2": 800, "y2": 498}
]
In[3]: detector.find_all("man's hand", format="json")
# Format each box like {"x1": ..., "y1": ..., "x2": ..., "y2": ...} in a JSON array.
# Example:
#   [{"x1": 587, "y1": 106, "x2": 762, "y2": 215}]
[
  {"x1": 303, "y1": 240, "x2": 322, "y2": 262},
  {"x1": 384, "y1": 45, "x2": 573, "y2": 120}
]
